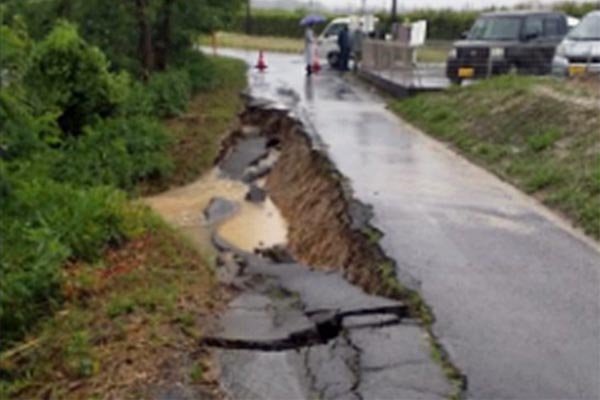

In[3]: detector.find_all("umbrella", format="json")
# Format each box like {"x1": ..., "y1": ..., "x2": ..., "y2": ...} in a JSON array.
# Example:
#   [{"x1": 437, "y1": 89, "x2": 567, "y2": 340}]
[{"x1": 300, "y1": 14, "x2": 326, "y2": 26}]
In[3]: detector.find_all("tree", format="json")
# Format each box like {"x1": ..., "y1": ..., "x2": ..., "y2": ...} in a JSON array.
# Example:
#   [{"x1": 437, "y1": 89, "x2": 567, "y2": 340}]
[
  {"x1": 132, "y1": 0, "x2": 155, "y2": 77},
  {"x1": 25, "y1": 22, "x2": 127, "y2": 135},
  {"x1": 154, "y1": 0, "x2": 174, "y2": 70},
  {"x1": 2, "y1": 0, "x2": 244, "y2": 76}
]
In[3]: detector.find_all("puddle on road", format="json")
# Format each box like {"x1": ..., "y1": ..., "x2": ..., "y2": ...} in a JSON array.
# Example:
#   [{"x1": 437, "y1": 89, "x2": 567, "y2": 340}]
[
  {"x1": 145, "y1": 170, "x2": 245, "y2": 255},
  {"x1": 146, "y1": 168, "x2": 288, "y2": 254},
  {"x1": 217, "y1": 197, "x2": 288, "y2": 253},
  {"x1": 145, "y1": 170, "x2": 247, "y2": 228}
]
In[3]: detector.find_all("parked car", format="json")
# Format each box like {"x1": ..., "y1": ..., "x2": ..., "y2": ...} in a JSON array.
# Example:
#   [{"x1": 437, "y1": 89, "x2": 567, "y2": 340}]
[
  {"x1": 317, "y1": 15, "x2": 378, "y2": 67},
  {"x1": 552, "y1": 11, "x2": 600, "y2": 77},
  {"x1": 446, "y1": 10, "x2": 569, "y2": 84}
]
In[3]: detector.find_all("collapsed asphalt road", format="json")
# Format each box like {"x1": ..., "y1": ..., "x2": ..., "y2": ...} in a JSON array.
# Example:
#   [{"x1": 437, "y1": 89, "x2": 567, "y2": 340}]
[
  {"x1": 211, "y1": 49, "x2": 600, "y2": 400},
  {"x1": 202, "y1": 103, "x2": 455, "y2": 400}
]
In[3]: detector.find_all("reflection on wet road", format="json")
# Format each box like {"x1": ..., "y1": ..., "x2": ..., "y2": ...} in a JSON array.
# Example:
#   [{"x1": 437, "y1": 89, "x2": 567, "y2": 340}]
[{"x1": 215, "y1": 48, "x2": 600, "y2": 400}]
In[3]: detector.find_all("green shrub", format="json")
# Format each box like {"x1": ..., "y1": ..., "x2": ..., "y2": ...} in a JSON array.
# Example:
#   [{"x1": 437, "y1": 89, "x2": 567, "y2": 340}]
[
  {"x1": 234, "y1": 4, "x2": 596, "y2": 41},
  {"x1": 526, "y1": 128, "x2": 562, "y2": 152},
  {"x1": 25, "y1": 21, "x2": 127, "y2": 135},
  {"x1": 395, "y1": 9, "x2": 478, "y2": 40},
  {"x1": 0, "y1": 171, "x2": 142, "y2": 347},
  {"x1": 231, "y1": 9, "x2": 314, "y2": 38},
  {"x1": 0, "y1": 21, "x2": 31, "y2": 86},
  {"x1": 0, "y1": 218, "x2": 68, "y2": 348},
  {"x1": 209, "y1": 56, "x2": 248, "y2": 90},
  {"x1": 118, "y1": 79, "x2": 155, "y2": 116},
  {"x1": 52, "y1": 116, "x2": 172, "y2": 190},
  {"x1": 177, "y1": 51, "x2": 218, "y2": 93},
  {"x1": 146, "y1": 68, "x2": 192, "y2": 117},
  {"x1": 0, "y1": 90, "x2": 61, "y2": 159},
  {"x1": 555, "y1": 1, "x2": 599, "y2": 18}
]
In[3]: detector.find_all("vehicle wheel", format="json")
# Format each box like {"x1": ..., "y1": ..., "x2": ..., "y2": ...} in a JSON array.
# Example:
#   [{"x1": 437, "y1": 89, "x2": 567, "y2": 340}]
[
  {"x1": 450, "y1": 77, "x2": 462, "y2": 85},
  {"x1": 327, "y1": 52, "x2": 340, "y2": 68}
]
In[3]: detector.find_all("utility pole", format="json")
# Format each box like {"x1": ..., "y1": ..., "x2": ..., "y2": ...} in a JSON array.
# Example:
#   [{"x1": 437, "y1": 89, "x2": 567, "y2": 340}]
[
  {"x1": 245, "y1": 0, "x2": 252, "y2": 35},
  {"x1": 391, "y1": 0, "x2": 398, "y2": 23}
]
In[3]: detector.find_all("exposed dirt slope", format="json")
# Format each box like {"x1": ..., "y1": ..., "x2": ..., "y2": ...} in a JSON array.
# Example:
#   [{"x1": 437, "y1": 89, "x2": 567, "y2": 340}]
[{"x1": 240, "y1": 107, "x2": 404, "y2": 298}]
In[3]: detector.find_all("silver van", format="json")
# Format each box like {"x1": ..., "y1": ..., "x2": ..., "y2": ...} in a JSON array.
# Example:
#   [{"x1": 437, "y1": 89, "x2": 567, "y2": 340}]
[{"x1": 552, "y1": 10, "x2": 600, "y2": 76}]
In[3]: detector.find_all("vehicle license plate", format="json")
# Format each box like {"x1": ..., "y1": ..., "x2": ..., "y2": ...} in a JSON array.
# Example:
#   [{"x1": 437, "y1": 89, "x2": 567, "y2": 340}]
[
  {"x1": 568, "y1": 65, "x2": 587, "y2": 77},
  {"x1": 458, "y1": 67, "x2": 475, "y2": 78}
]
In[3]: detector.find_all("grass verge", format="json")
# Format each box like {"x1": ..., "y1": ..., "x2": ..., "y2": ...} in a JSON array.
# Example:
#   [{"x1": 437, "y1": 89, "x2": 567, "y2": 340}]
[
  {"x1": 139, "y1": 56, "x2": 247, "y2": 194},
  {"x1": 390, "y1": 75, "x2": 600, "y2": 239},
  {"x1": 200, "y1": 32, "x2": 450, "y2": 64},
  {"x1": 0, "y1": 216, "x2": 224, "y2": 399},
  {"x1": 1, "y1": 55, "x2": 247, "y2": 398},
  {"x1": 199, "y1": 32, "x2": 303, "y2": 54},
  {"x1": 415, "y1": 40, "x2": 452, "y2": 63}
]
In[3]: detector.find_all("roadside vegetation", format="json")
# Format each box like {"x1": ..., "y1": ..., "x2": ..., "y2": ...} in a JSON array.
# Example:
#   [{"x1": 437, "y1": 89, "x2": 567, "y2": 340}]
[
  {"x1": 140, "y1": 57, "x2": 246, "y2": 194},
  {"x1": 200, "y1": 31, "x2": 451, "y2": 65},
  {"x1": 0, "y1": 0, "x2": 246, "y2": 396},
  {"x1": 200, "y1": 32, "x2": 303, "y2": 54},
  {"x1": 227, "y1": 2, "x2": 596, "y2": 40},
  {"x1": 390, "y1": 75, "x2": 600, "y2": 239}
]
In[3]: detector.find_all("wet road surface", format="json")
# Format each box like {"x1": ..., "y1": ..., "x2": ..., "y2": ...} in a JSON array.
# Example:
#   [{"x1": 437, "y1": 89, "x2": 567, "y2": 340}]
[
  {"x1": 215, "y1": 49, "x2": 600, "y2": 400},
  {"x1": 206, "y1": 128, "x2": 453, "y2": 399}
]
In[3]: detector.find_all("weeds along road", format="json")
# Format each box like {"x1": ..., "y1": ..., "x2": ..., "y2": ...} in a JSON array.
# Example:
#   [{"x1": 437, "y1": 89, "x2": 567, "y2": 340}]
[{"x1": 215, "y1": 48, "x2": 600, "y2": 400}]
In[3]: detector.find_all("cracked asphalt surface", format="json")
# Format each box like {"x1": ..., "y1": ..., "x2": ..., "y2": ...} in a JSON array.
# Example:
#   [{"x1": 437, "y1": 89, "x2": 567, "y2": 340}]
[
  {"x1": 211, "y1": 248, "x2": 451, "y2": 400},
  {"x1": 205, "y1": 138, "x2": 452, "y2": 399},
  {"x1": 213, "y1": 49, "x2": 600, "y2": 400}
]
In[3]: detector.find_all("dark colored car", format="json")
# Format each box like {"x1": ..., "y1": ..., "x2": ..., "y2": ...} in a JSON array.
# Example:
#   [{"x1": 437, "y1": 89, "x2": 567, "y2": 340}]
[{"x1": 446, "y1": 10, "x2": 569, "y2": 83}]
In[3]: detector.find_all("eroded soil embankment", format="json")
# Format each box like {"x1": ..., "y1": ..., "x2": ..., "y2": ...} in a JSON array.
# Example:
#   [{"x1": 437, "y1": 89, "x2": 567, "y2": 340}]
[{"x1": 240, "y1": 105, "x2": 404, "y2": 299}]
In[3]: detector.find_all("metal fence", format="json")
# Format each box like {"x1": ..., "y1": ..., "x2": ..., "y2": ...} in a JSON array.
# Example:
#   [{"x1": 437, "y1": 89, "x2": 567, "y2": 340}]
[
  {"x1": 361, "y1": 39, "x2": 451, "y2": 90},
  {"x1": 362, "y1": 39, "x2": 415, "y2": 71}
]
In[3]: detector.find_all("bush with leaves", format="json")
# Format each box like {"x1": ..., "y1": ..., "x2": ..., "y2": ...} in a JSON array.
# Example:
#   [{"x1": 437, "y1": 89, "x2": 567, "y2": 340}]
[
  {"x1": 0, "y1": 16, "x2": 32, "y2": 86},
  {"x1": 0, "y1": 11, "x2": 244, "y2": 350},
  {"x1": 118, "y1": 79, "x2": 155, "y2": 117},
  {"x1": 25, "y1": 21, "x2": 127, "y2": 135},
  {"x1": 0, "y1": 166, "x2": 146, "y2": 347},
  {"x1": 2, "y1": 0, "x2": 244, "y2": 76},
  {"x1": 0, "y1": 89, "x2": 62, "y2": 161},
  {"x1": 146, "y1": 68, "x2": 192, "y2": 117},
  {"x1": 175, "y1": 50, "x2": 218, "y2": 93},
  {"x1": 51, "y1": 116, "x2": 172, "y2": 190}
]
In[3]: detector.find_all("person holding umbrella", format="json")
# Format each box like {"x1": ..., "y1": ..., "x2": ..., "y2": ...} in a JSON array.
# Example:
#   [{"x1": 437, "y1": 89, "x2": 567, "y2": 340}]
[{"x1": 300, "y1": 14, "x2": 325, "y2": 75}]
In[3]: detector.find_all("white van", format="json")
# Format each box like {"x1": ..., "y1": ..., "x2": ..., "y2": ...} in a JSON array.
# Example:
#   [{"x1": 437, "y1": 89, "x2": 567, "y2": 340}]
[
  {"x1": 552, "y1": 11, "x2": 600, "y2": 76},
  {"x1": 317, "y1": 15, "x2": 378, "y2": 67}
]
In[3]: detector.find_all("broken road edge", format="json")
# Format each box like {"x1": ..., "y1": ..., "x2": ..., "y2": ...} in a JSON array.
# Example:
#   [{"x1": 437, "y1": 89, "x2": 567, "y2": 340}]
[{"x1": 211, "y1": 95, "x2": 469, "y2": 400}]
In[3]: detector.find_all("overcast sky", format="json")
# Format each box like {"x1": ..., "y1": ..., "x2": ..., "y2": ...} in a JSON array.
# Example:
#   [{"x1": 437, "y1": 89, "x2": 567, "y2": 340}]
[{"x1": 258, "y1": 0, "x2": 596, "y2": 11}]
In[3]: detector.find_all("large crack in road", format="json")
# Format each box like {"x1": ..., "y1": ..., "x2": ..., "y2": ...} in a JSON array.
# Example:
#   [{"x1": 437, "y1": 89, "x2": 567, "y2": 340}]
[
  {"x1": 203, "y1": 98, "x2": 462, "y2": 400},
  {"x1": 202, "y1": 305, "x2": 408, "y2": 351}
]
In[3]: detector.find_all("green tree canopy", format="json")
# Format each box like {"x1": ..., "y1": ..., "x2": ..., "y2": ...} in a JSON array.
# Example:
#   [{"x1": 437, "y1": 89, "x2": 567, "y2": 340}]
[
  {"x1": 1, "y1": 0, "x2": 245, "y2": 76},
  {"x1": 25, "y1": 21, "x2": 127, "y2": 135}
]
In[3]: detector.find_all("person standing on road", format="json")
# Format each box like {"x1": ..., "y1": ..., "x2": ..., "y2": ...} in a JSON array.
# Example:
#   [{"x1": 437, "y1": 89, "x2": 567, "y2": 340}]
[
  {"x1": 337, "y1": 25, "x2": 351, "y2": 71},
  {"x1": 352, "y1": 22, "x2": 365, "y2": 71},
  {"x1": 304, "y1": 24, "x2": 315, "y2": 75}
]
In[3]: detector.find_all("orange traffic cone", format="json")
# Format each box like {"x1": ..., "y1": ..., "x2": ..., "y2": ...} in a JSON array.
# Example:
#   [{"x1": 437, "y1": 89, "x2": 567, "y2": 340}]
[
  {"x1": 255, "y1": 50, "x2": 268, "y2": 72},
  {"x1": 312, "y1": 46, "x2": 321, "y2": 74}
]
